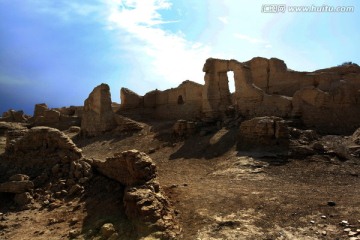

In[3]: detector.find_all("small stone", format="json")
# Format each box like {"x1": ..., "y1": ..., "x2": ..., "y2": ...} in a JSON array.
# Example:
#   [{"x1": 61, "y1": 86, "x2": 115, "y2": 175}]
[
  {"x1": 43, "y1": 200, "x2": 49, "y2": 205},
  {"x1": 101, "y1": 223, "x2": 116, "y2": 238},
  {"x1": 321, "y1": 215, "x2": 326, "y2": 219},
  {"x1": 340, "y1": 220, "x2": 349, "y2": 226},
  {"x1": 321, "y1": 231, "x2": 327, "y2": 236},
  {"x1": 310, "y1": 220, "x2": 315, "y2": 224},
  {"x1": 327, "y1": 201, "x2": 336, "y2": 206},
  {"x1": 14, "y1": 192, "x2": 33, "y2": 206},
  {"x1": 344, "y1": 228, "x2": 352, "y2": 232},
  {"x1": 69, "y1": 217, "x2": 78, "y2": 226},
  {"x1": 357, "y1": 229, "x2": 360, "y2": 232},
  {"x1": 49, "y1": 202, "x2": 60, "y2": 209},
  {"x1": 9, "y1": 174, "x2": 30, "y2": 181},
  {"x1": 108, "y1": 233, "x2": 119, "y2": 240},
  {"x1": 48, "y1": 218, "x2": 57, "y2": 225},
  {"x1": 54, "y1": 191, "x2": 62, "y2": 198},
  {"x1": 69, "y1": 229, "x2": 80, "y2": 238},
  {"x1": 349, "y1": 231, "x2": 358, "y2": 236},
  {"x1": 69, "y1": 184, "x2": 82, "y2": 195},
  {"x1": 68, "y1": 126, "x2": 81, "y2": 133},
  {"x1": 72, "y1": 205, "x2": 81, "y2": 211},
  {"x1": 61, "y1": 190, "x2": 68, "y2": 196},
  {"x1": 170, "y1": 184, "x2": 178, "y2": 188},
  {"x1": 148, "y1": 148, "x2": 156, "y2": 154}
]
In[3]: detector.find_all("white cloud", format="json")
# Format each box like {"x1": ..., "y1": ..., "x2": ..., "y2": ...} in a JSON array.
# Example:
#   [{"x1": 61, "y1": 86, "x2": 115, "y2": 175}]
[
  {"x1": 104, "y1": 0, "x2": 212, "y2": 88},
  {"x1": 218, "y1": 16, "x2": 228, "y2": 24},
  {"x1": 233, "y1": 33, "x2": 272, "y2": 49},
  {"x1": 234, "y1": 33, "x2": 266, "y2": 44}
]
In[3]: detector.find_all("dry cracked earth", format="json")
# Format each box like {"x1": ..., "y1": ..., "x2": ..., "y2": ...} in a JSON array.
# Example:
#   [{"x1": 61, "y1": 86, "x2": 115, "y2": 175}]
[{"x1": 0, "y1": 120, "x2": 360, "y2": 240}]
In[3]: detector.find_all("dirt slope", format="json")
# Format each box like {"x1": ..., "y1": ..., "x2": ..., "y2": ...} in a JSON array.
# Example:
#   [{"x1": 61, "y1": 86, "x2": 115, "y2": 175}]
[{"x1": 0, "y1": 120, "x2": 360, "y2": 239}]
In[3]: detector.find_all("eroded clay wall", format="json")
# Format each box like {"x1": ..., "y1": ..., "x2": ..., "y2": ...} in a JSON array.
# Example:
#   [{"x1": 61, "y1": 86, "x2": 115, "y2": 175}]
[
  {"x1": 292, "y1": 84, "x2": 360, "y2": 134},
  {"x1": 202, "y1": 57, "x2": 360, "y2": 133},
  {"x1": 119, "y1": 57, "x2": 360, "y2": 134},
  {"x1": 119, "y1": 80, "x2": 203, "y2": 120}
]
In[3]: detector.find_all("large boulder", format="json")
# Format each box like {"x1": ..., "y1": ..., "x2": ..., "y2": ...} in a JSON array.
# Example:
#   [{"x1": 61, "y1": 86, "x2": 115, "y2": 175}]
[
  {"x1": 124, "y1": 183, "x2": 180, "y2": 239},
  {"x1": 81, "y1": 84, "x2": 117, "y2": 136},
  {"x1": 238, "y1": 116, "x2": 289, "y2": 150},
  {"x1": 6, "y1": 127, "x2": 82, "y2": 160},
  {"x1": 5, "y1": 126, "x2": 82, "y2": 169},
  {"x1": 0, "y1": 122, "x2": 27, "y2": 135},
  {"x1": 173, "y1": 120, "x2": 196, "y2": 137},
  {"x1": 93, "y1": 150, "x2": 180, "y2": 239},
  {"x1": 0, "y1": 180, "x2": 33, "y2": 194},
  {"x1": 114, "y1": 115, "x2": 144, "y2": 132},
  {"x1": 1, "y1": 127, "x2": 91, "y2": 207},
  {"x1": 93, "y1": 150, "x2": 156, "y2": 186}
]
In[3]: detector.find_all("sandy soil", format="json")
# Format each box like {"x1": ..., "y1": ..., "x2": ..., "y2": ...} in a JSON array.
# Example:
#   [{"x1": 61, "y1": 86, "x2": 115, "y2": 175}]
[{"x1": 1, "y1": 121, "x2": 360, "y2": 239}]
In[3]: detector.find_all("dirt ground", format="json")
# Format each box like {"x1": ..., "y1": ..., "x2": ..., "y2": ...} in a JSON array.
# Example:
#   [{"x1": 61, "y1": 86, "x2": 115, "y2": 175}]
[{"x1": 1, "y1": 120, "x2": 360, "y2": 239}]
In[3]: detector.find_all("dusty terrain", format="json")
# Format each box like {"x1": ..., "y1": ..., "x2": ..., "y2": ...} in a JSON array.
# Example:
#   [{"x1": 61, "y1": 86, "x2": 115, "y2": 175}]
[{"x1": 1, "y1": 120, "x2": 359, "y2": 240}]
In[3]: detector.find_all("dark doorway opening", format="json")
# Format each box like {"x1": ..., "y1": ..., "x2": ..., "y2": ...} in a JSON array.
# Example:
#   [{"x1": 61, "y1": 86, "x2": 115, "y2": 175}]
[{"x1": 177, "y1": 95, "x2": 184, "y2": 104}]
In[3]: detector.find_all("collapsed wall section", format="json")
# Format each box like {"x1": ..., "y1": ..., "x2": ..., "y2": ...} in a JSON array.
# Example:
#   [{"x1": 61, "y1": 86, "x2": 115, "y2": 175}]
[{"x1": 119, "y1": 80, "x2": 203, "y2": 120}]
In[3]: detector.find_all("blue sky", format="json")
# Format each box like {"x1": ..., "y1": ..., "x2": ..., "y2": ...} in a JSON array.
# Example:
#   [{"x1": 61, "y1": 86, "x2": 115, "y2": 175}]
[{"x1": 0, "y1": 0, "x2": 359, "y2": 114}]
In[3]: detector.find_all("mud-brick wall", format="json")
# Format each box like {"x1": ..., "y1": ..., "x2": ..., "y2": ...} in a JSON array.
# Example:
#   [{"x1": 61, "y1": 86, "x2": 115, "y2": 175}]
[{"x1": 155, "y1": 81, "x2": 203, "y2": 119}]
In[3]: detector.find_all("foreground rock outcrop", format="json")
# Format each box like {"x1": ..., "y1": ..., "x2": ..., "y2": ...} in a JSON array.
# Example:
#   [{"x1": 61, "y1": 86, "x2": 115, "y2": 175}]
[
  {"x1": 0, "y1": 126, "x2": 179, "y2": 239},
  {"x1": 5, "y1": 126, "x2": 82, "y2": 166},
  {"x1": 0, "y1": 126, "x2": 92, "y2": 212},
  {"x1": 93, "y1": 150, "x2": 181, "y2": 239}
]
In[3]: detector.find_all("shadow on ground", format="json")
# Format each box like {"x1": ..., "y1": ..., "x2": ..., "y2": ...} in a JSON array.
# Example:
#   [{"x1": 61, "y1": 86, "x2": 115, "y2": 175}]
[{"x1": 169, "y1": 128, "x2": 237, "y2": 160}]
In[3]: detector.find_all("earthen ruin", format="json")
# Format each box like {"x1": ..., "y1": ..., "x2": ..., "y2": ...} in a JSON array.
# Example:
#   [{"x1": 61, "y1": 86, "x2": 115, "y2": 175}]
[
  {"x1": 2, "y1": 56, "x2": 358, "y2": 135},
  {"x1": 119, "y1": 57, "x2": 360, "y2": 134},
  {"x1": 0, "y1": 56, "x2": 360, "y2": 239}
]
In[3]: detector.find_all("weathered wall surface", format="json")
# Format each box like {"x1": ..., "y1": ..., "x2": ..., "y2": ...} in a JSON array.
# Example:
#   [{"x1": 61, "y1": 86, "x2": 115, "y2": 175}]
[
  {"x1": 119, "y1": 80, "x2": 203, "y2": 120},
  {"x1": 116, "y1": 57, "x2": 360, "y2": 134},
  {"x1": 81, "y1": 83, "x2": 117, "y2": 136},
  {"x1": 120, "y1": 88, "x2": 143, "y2": 109},
  {"x1": 24, "y1": 104, "x2": 82, "y2": 130},
  {"x1": 292, "y1": 84, "x2": 360, "y2": 134},
  {"x1": 201, "y1": 58, "x2": 360, "y2": 134},
  {"x1": 2, "y1": 56, "x2": 357, "y2": 135},
  {"x1": 202, "y1": 58, "x2": 293, "y2": 119},
  {"x1": 1, "y1": 110, "x2": 28, "y2": 123}
]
